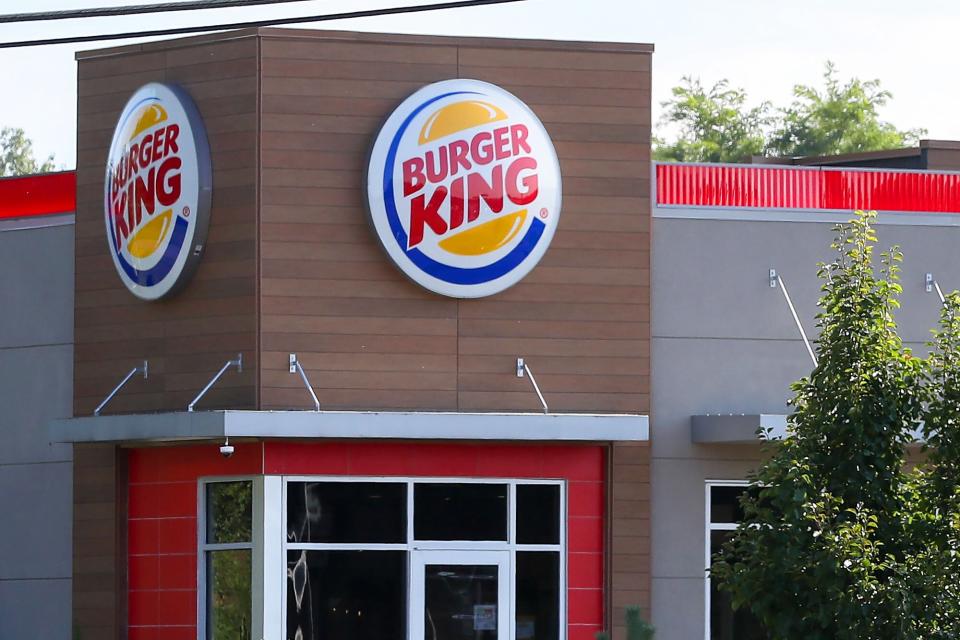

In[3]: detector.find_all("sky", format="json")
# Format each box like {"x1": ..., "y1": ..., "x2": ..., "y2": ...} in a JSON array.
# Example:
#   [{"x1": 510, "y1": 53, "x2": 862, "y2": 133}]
[{"x1": 1, "y1": 0, "x2": 959, "y2": 169}]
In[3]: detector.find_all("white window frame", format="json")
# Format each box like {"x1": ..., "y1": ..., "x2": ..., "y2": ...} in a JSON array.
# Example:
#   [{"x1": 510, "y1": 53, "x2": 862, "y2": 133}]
[
  {"x1": 280, "y1": 476, "x2": 567, "y2": 640},
  {"x1": 704, "y1": 480, "x2": 750, "y2": 640},
  {"x1": 197, "y1": 476, "x2": 263, "y2": 640}
]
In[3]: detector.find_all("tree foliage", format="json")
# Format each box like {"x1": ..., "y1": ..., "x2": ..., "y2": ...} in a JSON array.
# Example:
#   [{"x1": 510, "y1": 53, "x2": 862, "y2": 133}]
[
  {"x1": 653, "y1": 77, "x2": 770, "y2": 163},
  {"x1": 654, "y1": 63, "x2": 925, "y2": 162},
  {"x1": 0, "y1": 127, "x2": 55, "y2": 177},
  {"x1": 711, "y1": 211, "x2": 960, "y2": 639}
]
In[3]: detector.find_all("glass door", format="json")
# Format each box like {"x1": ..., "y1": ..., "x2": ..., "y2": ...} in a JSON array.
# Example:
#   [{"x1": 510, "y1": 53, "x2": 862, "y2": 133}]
[{"x1": 410, "y1": 550, "x2": 510, "y2": 640}]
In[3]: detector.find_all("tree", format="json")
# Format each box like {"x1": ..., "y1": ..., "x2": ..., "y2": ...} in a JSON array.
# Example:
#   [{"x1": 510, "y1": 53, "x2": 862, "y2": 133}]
[
  {"x1": 654, "y1": 63, "x2": 925, "y2": 162},
  {"x1": 0, "y1": 127, "x2": 56, "y2": 176},
  {"x1": 653, "y1": 77, "x2": 770, "y2": 163},
  {"x1": 711, "y1": 211, "x2": 960, "y2": 639},
  {"x1": 767, "y1": 62, "x2": 925, "y2": 158}
]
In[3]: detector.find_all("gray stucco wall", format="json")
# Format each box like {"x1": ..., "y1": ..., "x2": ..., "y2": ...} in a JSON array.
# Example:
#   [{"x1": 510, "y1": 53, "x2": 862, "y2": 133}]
[
  {"x1": 650, "y1": 213, "x2": 960, "y2": 640},
  {"x1": 0, "y1": 221, "x2": 74, "y2": 638}
]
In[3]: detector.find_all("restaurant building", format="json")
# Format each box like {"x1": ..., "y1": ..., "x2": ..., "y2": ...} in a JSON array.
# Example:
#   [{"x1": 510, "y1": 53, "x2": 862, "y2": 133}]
[{"x1": 1, "y1": 23, "x2": 960, "y2": 640}]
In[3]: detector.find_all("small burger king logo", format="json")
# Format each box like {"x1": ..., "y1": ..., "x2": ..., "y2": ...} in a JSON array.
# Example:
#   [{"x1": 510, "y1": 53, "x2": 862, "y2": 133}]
[
  {"x1": 104, "y1": 83, "x2": 211, "y2": 300},
  {"x1": 367, "y1": 79, "x2": 562, "y2": 298}
]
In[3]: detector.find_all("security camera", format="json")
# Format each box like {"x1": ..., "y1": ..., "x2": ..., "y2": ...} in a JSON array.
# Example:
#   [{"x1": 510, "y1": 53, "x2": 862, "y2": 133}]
[{"x1": 219, "y1": 443, "x2": 235, "y2": 458}]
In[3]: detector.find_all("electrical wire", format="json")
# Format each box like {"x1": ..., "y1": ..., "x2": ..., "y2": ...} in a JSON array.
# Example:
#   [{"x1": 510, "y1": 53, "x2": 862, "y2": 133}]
[
  {"x1": 0, "y1": 0, "x2": 318, "y2": 24},
  {"x1": 0, "y1": 0, "x2": 527, "y2": 49}
]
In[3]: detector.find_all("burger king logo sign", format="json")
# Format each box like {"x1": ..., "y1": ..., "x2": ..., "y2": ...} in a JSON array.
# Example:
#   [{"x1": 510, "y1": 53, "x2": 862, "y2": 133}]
[
  {"x1": 367, "y1": 79, "x2": 561, "y2": 298},
  {"x1": 104, "y1": 83, "x2": 212, "y2": 300}
]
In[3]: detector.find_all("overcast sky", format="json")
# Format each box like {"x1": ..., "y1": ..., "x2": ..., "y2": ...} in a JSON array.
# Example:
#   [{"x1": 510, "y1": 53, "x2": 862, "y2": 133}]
[{"x1": 1, "y1": 0, "x2": 958, "y2": 169}]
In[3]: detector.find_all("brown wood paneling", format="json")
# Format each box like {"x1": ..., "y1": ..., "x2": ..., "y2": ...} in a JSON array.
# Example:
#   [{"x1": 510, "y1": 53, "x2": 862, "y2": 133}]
[{"x1": 74, "y1": 36, "x2": 260, "y2": 417}]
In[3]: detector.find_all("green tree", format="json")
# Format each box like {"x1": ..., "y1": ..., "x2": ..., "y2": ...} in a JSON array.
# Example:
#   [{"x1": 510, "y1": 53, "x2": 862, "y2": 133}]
[
  {"x1": 654, "y1": 64, "x2": 924, "y2": 161},
  {"x1": 0, "y1": 127, "x2": 55, "y2": 176},
  {"x1": 653, "y1": 76, "x2": 770, "y2": 163},
  {"x1": 767, "y1": 62, "x2": 925, "y2": 158},
  {"x1": 711, "y1": 211, "x2": 960, "y2": 639}
]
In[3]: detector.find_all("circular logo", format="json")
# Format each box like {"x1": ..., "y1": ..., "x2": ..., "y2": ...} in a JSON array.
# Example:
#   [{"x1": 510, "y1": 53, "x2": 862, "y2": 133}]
[
  {"x1": 104, "y1": 83, "x2": 212, "y2": 300},
  {"x1": 367, "y1": 79, "x2": 562, "y2": 298}
]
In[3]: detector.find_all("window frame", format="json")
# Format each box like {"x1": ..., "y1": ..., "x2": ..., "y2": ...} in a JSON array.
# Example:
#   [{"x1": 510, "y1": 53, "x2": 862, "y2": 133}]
[
  {"x1": 280, "y1": 475, "x2": 567, "y2": 640},
  {"x1": 704, "y1": 479, "x2": 750, "y2": 640},
  {"x1": 197, "y1": 476, "x2": 262, "y2": 640}
]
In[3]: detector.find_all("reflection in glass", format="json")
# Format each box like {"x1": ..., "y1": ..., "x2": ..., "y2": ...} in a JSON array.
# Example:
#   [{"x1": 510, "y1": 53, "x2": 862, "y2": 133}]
[
  {"x1": 207, "y1": 549, "x2": 252, "y2": 640},
  {"x1": 286, "y1": 550, "x2": 406, "y2": 640},
  {"x1": 516, "y1": 552, "x2": 559, "y2": 640},
  {"x1": 287, "y1": 482, "x2": 406, "y2": 544},
  {"x1": 414, "y1": 484, "x2": 508, "y2": 541},
  {"x1": 710, "y1": 530, "x2": 768, "y2": 639},
  {"x1": 206, "y1": 481, "x2": 253, "y2": 544},
  {"x1": 516, "y1": 485, "x2": 561, "y2": 545},
  {"x1": 425, "y1": 564, "x2": 499, "y2": 640}
]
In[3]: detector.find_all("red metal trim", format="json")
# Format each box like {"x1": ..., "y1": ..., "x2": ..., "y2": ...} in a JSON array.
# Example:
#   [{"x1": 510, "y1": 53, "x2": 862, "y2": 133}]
[
  {"x1": 0, "y1": 171, "x2": 76, "y2": 220},
  {"x1": 656, "y1": 163, "x2": 960, "y2": 213}
]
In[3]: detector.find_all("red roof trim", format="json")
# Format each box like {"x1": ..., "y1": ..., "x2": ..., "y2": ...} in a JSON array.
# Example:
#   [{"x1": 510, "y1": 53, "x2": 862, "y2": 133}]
[
  {"x1": 0, "y1": 171, "x2": 76, "y2": 220},
  {"x1": 656, "y1": 163, "x2": 960, "y2": 213}
]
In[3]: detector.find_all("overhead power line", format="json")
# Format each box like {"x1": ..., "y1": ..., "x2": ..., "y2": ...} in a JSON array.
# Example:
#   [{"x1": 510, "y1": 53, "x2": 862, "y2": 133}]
[
  {"x1": 0, "y1": 0, "x2": 317, "y2": 24},
  {"x1": 0, "y1": 0, "x2": 527, "y2": 49}
]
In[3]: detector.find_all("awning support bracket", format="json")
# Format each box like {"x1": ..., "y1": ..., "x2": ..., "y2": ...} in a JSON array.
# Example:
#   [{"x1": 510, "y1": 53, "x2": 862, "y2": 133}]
[
  {"x1": 770, "y1": 268, "x2": 818, "y2": 367},
  {"x1": 188, "y1": 353, "x2": 242, "y2": 412},
  {"x1": 94, "y1": 360, "x2": 148, "y2": 416},
  {"x1": 927, "y1": 272, "x2": 946, "y2": 304},
  {"x1": 289, "y1": 353, "x2": 320, "y2": 412},
  {"x1": 516, "y1": 357, "x2": 548, "y2": 414}
]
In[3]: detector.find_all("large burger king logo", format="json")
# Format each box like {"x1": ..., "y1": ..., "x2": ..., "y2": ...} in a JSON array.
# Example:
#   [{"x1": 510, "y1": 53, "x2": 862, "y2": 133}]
[
  {"x1": 104, "y1": 83, "x2": 211, "y2": 300},
  {"x1": 367, "y1": 79, "x2": 562, "y2": 298}
]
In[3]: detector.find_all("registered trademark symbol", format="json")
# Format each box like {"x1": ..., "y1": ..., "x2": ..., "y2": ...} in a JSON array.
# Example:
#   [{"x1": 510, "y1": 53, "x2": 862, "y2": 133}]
[
  {"x1": 539, "y1": 208, "x2": 549, "y2": 219},
  {"x1": 182, "y1": 206, "x2": 191, "y2": 217}
]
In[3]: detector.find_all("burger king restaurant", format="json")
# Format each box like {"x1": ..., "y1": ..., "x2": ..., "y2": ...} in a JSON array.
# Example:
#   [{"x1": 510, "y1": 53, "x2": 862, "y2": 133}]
[
  {"x1": 10, "y1": 27, "x2": 653, "y2": 640},
  {"x1": 5, "y1": 22, "x2": 959, "y2": 640}
]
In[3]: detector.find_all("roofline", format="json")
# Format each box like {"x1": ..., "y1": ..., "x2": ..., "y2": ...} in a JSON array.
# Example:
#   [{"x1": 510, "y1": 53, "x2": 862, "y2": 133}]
[{"x1": 76, "y1": 26, "x2": 654, "y2": 60}]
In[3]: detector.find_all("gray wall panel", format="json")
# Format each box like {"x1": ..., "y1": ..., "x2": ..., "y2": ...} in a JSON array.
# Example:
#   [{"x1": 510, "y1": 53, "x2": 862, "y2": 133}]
[
  {"x1": 0, "y1": 224, "x2": 74, "y2": 349},
  {"x1": 650, "y1": 214, "x2": 960, "y2": 638},
  {"x1": 0, "y1": 578, "x2": 71, "y2": 638},
  {"x1": 0, "y1": 461, "x2": 72, "y2": 580},
  {"x1": 0, "y1": 344, "x2": 73, "y2": 464}
]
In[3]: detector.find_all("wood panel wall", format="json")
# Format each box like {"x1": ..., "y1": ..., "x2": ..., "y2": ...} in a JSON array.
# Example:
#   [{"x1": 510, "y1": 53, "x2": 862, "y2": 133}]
[
  {"x1": 74, "y1": 33, "x2": 260, "y2": 417},
  {"x1": 256, "y1": 30, "x2": 652, "y2": 417}
]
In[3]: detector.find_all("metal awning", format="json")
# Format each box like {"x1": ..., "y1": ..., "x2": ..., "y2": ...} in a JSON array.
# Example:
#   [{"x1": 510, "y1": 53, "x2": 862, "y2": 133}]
[
  {"x1": 50, "y1": 410, "x2": 649, "y2": 444},
  {"x1": 691, "y1": 414, "x2": 787, "y2": 444}
]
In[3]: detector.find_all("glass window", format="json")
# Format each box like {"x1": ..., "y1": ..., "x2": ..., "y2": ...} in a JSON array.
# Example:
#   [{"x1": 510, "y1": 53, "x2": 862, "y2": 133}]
[
  {"x1": 286, "y1": 550, "x2": 406, "y2": 640},
  {"x1": 204, "y1": 480, "x2": 253, "y2": 640},
  {"x1": 207, "y1": 480, "x2": 253, "y2": 544},
  {"x1": 708, "y1": 484, "x2": 768, "y2": 640},
  {"x1": 207, "y1": 549, "x2": 252, "y2": 640},
  {"x1": 287, "y1": 481, "x2": 406, "y2": 544},
  {"x1": 515, "y1": 552, "x2": 560, "y2": 640},
  {"x1": 425, "y1": 563, "x2": 500, "y2": 640},
  {"x1": 516, "y1": 484, "x2": 561, "y2": 545},
  {"x1": 414, "y1": 483, "x2": 508, "y2": 541}
]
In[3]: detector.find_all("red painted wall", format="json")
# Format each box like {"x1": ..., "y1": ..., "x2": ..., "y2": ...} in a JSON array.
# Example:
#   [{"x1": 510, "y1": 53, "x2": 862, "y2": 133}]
[{"x1": 128, "y1": 441, "x2": 605, "y2": 640}]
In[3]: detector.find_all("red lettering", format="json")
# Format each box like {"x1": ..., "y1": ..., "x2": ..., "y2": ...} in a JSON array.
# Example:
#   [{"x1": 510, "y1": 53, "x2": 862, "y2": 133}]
[
  {"x1": 493, "y1": 126, "x2": 510, "y2": 161},
  {"x1": 125, "y1": 181, "x2": 135, "y2": 239},
  {"x1": 133, "y1": 168, "x2": 155, "y2": 229},
  {"x1": 408, "y1": 187, "x2": 448, "y2": 249},
  {"x1": 157, "y1": 157, "x2": 182, "y2": 207},
  {"x1": 506, "y1": 157, "x2": 539, "y2": 206},
  {"x1": 164, "y1": 125, "x2": 180, "y2": 155},
  {"x1": 152, "y1": 127, "x2": 165, "y2": 163},
  {"x1": 471, "y1": 132, "x2": 494, "y2": 166},
  {"x1": 467, "y1": 165, "x2": 504, "y2": 223},
  {"x1": 403, "y1": 157, "x2": 425, "y2": 197},
  {"x1": 425, "y1": 146, "x2": 449, "y2": 184},
  {"x1": 449, "y1": 140, "x2": 471, "y2": 175},
  {"x1": 510, "y1": 124, "x2": 531, "y2": 155},
  {"x1": 113, "y1": 192, "x2": 129, "y2": 243},
  {"x1": 138, "y1": 133, "x2": 153, "y2": 169},
  {"x1": 449, "y1": 177, "x2": 465, "y2": 231},
  {"x1": 129, "y1": 143, "x2": 140, "y2": 174}
]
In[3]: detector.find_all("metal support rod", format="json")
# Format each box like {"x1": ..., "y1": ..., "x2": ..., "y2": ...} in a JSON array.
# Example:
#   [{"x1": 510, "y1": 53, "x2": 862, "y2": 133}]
[
  {"x1": 772, "y1": 271, "x2": 818, "y2": 367},
  {"x1": 289, "y1": 354, "x2": 320, "y2": 411},
  {"x1": 94, "y1": 360, "x2": 148, "y2": 416},
  {"x1": 188, "y1": 353, "x2": 242, "y2": 412},
  {"x1": 516, "y1": 357, "x2": 548, "y2": 414}
]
